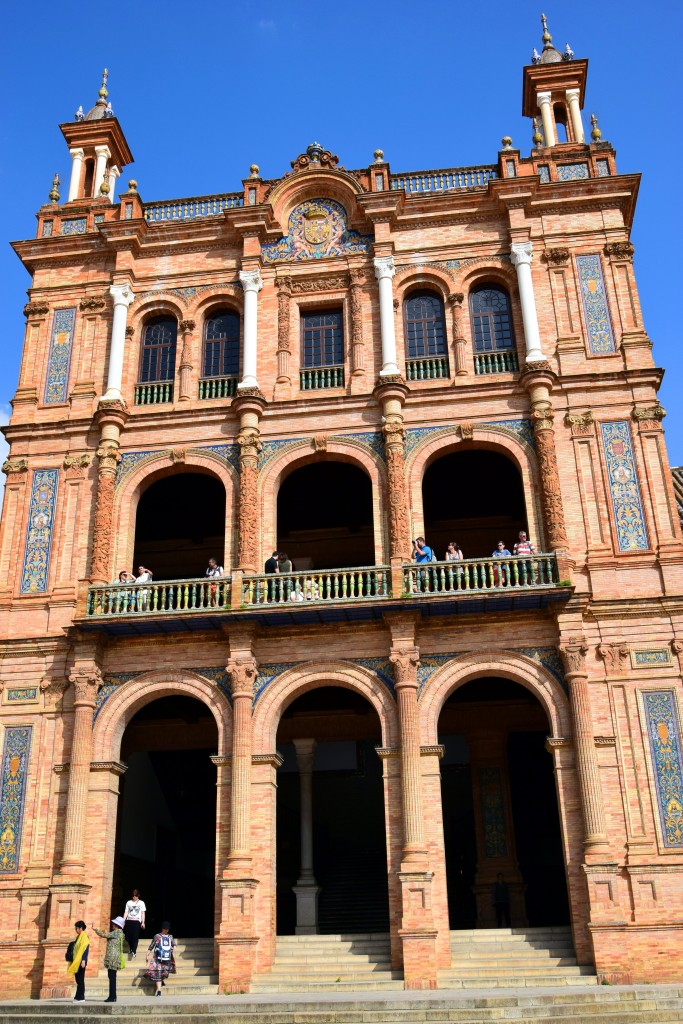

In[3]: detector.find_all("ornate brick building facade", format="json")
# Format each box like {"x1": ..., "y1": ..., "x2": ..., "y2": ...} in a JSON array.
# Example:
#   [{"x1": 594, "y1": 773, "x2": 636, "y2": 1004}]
[{"x1": 1, "y1": 19, "x2": 683, "y2": 998}]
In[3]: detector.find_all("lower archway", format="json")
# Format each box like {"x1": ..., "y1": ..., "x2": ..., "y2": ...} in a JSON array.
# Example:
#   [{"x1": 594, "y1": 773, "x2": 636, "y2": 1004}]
[
  {"x1": 438, "y1": 677, "x2": 569, "y2": 928},
  {"x1": 112, "y1": 695, "x2": 218, "y2": 936},
  {"x1": 275, "y1": 686, "x2": 389, "y2": 934}
]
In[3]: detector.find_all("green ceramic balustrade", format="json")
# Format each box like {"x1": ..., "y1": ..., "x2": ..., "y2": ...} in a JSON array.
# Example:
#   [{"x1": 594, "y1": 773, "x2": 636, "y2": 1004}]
[
  {"x1": 473, "y1": 350, "x2": 519, "y2": 375},
  {"x1": 299, "y1": 366, "x2": 345, "y2": 390},
  {"x1": 143, "y1": 193, "x2": 243, "y2": 222},
  {"x1": 87, "y1": 577, "x2": 230, "y2": 616},
  {"x1": 134, "y1": 382, "x2": 174, "y2": 405},
  {"x1": 405, "y1": 356, "x2": 449, "y2": 381},
  {"x1": 402, "y1": 554, "x2": 558, "y2": 596},
  {"x1": 243, "y1": 567, "x2": 389, "y2": 606},
  {"x1": 198, "y1": 376, "x2": 238, "y2": 400}
]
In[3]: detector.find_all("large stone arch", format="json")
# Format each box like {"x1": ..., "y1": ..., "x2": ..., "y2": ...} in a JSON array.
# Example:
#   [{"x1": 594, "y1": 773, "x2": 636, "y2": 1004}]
[
  {"x1": 419, "y1": 649, "x2": 571, "y2": 744},
  {"x1": 405, "y1": 424, "x2": 545, "y2": 550},
  {"x1": 92, "y1": 668, "x2": 233, "y2": 763},
  {"x1": 258, "y1": 439, "x2": 389, "y2": 567},
  {"x1": 252, "y1": 660, "x2": 398, "y2": 753},
  {"x1": 112, "y1": 451, "x2": 238, "y2": 579}
]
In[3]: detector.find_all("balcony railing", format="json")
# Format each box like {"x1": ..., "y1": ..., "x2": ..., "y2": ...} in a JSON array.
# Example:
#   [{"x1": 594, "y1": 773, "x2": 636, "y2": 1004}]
[
  {"x1": 390, "y1": 165, "x2": 496, "y2": 194},
  {"x1": 406, "y1": 356, "x2": 449, "y2": 381},
  {"x1": 83, "y1": 555, "x2": 563, "y2": 622},
  {"x1": 243, "y1": 567, "x2": 390, "y2": 606},
  {"x1": 473, "y1": 350, "x2": 519, "y2": 375},
  {"x1": 134, "y1": 382, "x2": 174, "y2": 405},
  {"x1": 403, "y1": 554, "x2": 559, "y2": 596},
  {"x1": 87, "y1": 577, "x2": 230, "y2": 616},
  {"x1": 198, "y1": 376, "x2": 238, "y2": 400},
  {"x1": 300, "y1": 366, "x2": 345, "y2": 390},
  {"x1": 143, "y1": 192, "x2": 244, "y2": 222}
]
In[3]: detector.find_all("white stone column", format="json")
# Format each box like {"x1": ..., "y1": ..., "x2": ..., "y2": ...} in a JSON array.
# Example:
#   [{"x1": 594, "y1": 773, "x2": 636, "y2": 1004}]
[
  {"x1": 510, "y1": 242, "x2": 545, "y2": 363},
  {"x1": 292, "y1": 738, "x2": 320, "y2": 935},
  {"x1": 374, "y1": 256, "x2": 400, "y2": 376},
  {"x1": 537, "y1": 92, "x2": 556, "y2": 148},
  {"x1": 107, "y1": 165, "x2": 120, "y2": 204},
  {"x1": 93, "y1": 145, "x2": 111, "y2": 197},
  {"x1": 103, "y1": 284, "x2": 134, "y2": 401},
  {"x1": 67, "y1": 148, "x2": 85, "y2": 202},
  {"x1": 238, "y1": 268, "x2": 263, "y2": 390},
  {"x1": 565, "y1": 89, "x2": 585, "y2": 144}
]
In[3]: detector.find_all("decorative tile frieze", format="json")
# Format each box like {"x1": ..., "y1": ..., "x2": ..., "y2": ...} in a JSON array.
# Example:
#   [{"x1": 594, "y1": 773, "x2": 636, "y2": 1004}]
[
  {"x1": 596, "y1": 159, "x2": 610, "y2": 178},
  {"x1": 404, "y1": 419, "x2": 534, "y2": 461},
  {"x1": 3, "y1": 688, "x2": 38, "y2": 704},
  {"x1": 262, "y1": 199, "x2": 372, "y2": 264},
  {"x1": 61, "y1": 217, "x2": 87, "y2": 235},
  {"x1": 557, "y1": 162, "x2": 589, "y2": 181},
  {"x1": 576, "y1": 254, "x2": 616, "y2": 355},
  {"x1": 44, "y1": 308, "x2": 76, "y2": 404},
  {"x1": 538, "y1": 165, "x2": 550, "y2": 184},
  {"x1": 0, "y1": 726, "x2": 32, "y2": 874},
  {"x1": 20, "y1": 469, "x2": 59, "y2": 594},
  {"x1": 600, "y1": 420, "x2": 649, "y2": 551},
  {"x1": 631, "y1": 648, "x2": 673, "y2": 669},
  {"x1": 642, "y1": 690, "x2": 683, "y2": 848}
]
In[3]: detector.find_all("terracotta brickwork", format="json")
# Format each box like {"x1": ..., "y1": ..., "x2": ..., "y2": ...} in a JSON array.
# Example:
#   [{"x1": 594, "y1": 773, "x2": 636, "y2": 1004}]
[{"x1": 2, "y1": 35, "x2": 683, "y2": 998}]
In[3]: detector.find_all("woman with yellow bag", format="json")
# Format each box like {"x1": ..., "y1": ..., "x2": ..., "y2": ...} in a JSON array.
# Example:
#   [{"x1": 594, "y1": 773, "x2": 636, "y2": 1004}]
[{"x1": 66, "y1": 921, "x2": 89, "y2": 1002}]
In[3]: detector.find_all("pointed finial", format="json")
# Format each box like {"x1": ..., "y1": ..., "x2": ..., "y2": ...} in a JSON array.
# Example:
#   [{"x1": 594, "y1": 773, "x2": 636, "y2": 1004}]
[
  {"x1": 49, "y1": 173, "x2": 60, "y2": 204},
  {"x1": 563, "y1": 42, "x2": 574, "y2": 60},
  {"x1": 103, "y1": 101, "x2": 114, "y2": 119},
  {"x1": 532, "y1": 117, "x2": 544, "y2": 149},
  {"x1": 541, "y1": 12, "x2": 552, "y2": 47},
  {"x1": 99, "y1": 68, "x2": 109, "y2": 100},
  {"x1": 590, "y1": 113, "x2": 603, "y2": 141},
  {"x1": 75, "y1": 104, "x2": 85, "y2": 121},
  {"x1": 532, "y1": 47, "x2": 541, "y2": 64}
]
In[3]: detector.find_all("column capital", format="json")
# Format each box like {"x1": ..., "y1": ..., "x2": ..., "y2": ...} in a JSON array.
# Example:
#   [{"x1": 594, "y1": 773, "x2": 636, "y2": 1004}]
[
  {"x1": 179, "y1": 318, "x2": 196, "y2": 333},
  {"x1": 293, "y1": 737, "x2": 316, "y2": 773},
  {"x1": 68, "y1": 665, "x2": 103, "y2": 707},
  {"x1": 559, "y1": 637, "x2": 589, "y2": 677},
  {"x1": 94, "y1": 144, "x2": 111, "y2": 158},
  {"x1": 537, "y1": 90, "x2": 552, "y2": 107},
  {"x1": 109, "y1": 283, "x2": 134, "y2": 307},
  {"x1": 390, "y1": 646, "x2": 420, "y2": 687},
  {"x1": 565, "y1": 88, "x2": 581, "y2": 101},
  {"x1": 227, "y1": 655, "x2": 258, "y2": 700},
  {"x1": 69, "y1": 147, "x2": 85, "y2": 159},
  {"x1": 374, "y1": 255, "x2": 396, "y2": 281},
  {"x1": 108, "y1": 165, "x2": 121, "y2": 180},
  {"x1": 239, "y1": 268, "x2": 263, "y2": 293},
  {"x1": 510, "y1": 241, "x2": 533, "y2": 267}
]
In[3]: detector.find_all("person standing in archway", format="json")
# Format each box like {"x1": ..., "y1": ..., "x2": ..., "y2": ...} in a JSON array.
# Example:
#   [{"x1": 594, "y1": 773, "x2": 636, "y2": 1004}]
[
  {"x1": 134, "y1": 565, "x2": 153, "y2": 611},
  {"x1": 122, "y1": 889, "x2": 146, "y2": 960},
  {"x1": 205, "y1": 557, "x2": 224, "y2": 606},
  {"x1": 145, "y1": 921, "x2": 177, "y2": 996}
]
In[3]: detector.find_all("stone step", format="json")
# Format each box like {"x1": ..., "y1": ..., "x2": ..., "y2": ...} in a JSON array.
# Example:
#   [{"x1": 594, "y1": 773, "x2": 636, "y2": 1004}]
[
  {"x1": 267, "y1": 962, "x2": 393, "y2": 975},
  {"x1": 274, "y1": 931, "x2": 391, "y2": 942},
  {"x1": 439, "y1": 974, "x2": 598, "y2": 989}
]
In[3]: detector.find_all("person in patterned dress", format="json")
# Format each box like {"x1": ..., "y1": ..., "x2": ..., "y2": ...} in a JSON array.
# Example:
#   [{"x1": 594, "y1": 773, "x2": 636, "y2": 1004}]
[{"x1": 145, "y1": 921, "x2": 177, "y2": 996}]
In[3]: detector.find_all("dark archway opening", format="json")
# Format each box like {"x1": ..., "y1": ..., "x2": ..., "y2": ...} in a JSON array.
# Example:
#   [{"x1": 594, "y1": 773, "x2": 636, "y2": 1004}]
[
  {"x1": 277, "y1": 461, "x2": 374, "y2": 570},
  {"x1": 133, "y1": 472, "x2": 226, "y2": 581},
  {"x1": 439, "y1": 677, "x2": 569, "y2": 929},
  {"x1": 276, "y1": 686, "x2": 388, "y2": 934},
  {"x1": 423, "y1": 449, "x2": 529, "y2": 560},
  {"x1": 112, "y1": 696, "x2": 218, "y2": 936}
]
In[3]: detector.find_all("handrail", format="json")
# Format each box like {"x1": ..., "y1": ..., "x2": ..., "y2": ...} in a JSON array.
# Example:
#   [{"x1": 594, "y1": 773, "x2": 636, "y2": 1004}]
[
  {"x1": 390, "y1": 165, "x2": 497, "y2": 194},
  {"x1": 402, "y1": 553, "x2": 559, "y2": 596},
  {"x1": 87, "y1": 576, "x2": 230, "y2": 616},
  {"x1": 243, "y1": 566, "x2": 390, "y2": 606},
  {"x1": 143, "y1": 192, "x2": 244, "y2": 222}
]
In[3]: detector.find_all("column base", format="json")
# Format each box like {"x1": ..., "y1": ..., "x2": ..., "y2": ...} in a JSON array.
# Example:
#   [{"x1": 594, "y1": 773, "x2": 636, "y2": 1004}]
[
  {"x1": 399, "y1": 928, "x2": 438, "y2": 989},
  {"x1": 293, "y1": 882, "x2": 320, "y2": 934},
  {"x1": 217, "y1": 935, "x2": 259, "y2": 994}
]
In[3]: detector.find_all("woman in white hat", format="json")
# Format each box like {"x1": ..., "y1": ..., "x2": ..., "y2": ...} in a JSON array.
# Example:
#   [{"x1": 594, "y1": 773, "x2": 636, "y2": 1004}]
[{"x1": 93, "y1": 916, "x2": 125, "y2": 1003}]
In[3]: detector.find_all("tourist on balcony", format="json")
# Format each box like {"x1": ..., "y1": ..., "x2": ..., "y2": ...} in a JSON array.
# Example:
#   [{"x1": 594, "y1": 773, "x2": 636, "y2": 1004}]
[
  {"x1": 205, "y1": 557, "x2": 224, "y2": 606},
  {"x1": 265, "y1": 550, "x2": 280, "y2": 602},
  {"x1": 134, "y1": 566, "x2": 153, "y2": 611},
  {"x1": 115, "y1": 570, "x2": 135, "y2": 612},
  {"x1": 412, "y1": 536, "x2": 434, "y2": 592},
  {"x1": 491, "y1": 541, "x2": 511, "y2": 586},
  {"x1": 513, "y1": 531, "x2": 535, "y2": 557},
  {"x1": 445, "y1": 541, "x2": 463, "y2": 562}
]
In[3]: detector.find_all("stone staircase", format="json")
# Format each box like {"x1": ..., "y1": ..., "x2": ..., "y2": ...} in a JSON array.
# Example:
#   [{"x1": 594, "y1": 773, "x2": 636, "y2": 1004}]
[
  {"x1": 2, "y1": 988, "x2": 683, "y2": 1023},
  {"x1": 86, "y1": 937, "x2": 218, "y2": 997},
  {"x1": 438, "y1": 926, "x2": 596, "y2": 988},
  {"x1": 250, "y1": 932, "x2": 402, "y2": 992}
]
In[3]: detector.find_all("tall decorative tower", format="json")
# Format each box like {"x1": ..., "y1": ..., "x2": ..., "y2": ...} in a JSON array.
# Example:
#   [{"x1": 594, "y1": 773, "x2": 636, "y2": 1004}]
[{"x1": 523, "y1": 14, "x2": 587, "y2": 146}]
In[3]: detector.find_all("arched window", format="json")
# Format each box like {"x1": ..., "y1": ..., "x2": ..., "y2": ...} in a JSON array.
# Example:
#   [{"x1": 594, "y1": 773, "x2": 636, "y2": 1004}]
[
  {"x1": 403, "y1": 291, "x2": 448, "y2": 380},
  {"x1": 136, "y1": 316, "x2": 177, "y2": 404},
  {"x1": 203, "y1": 309, "x2": 240, "y2": 378},
  {"x1": 470, "y1": 285, "x2": 518, "y2": 374}
]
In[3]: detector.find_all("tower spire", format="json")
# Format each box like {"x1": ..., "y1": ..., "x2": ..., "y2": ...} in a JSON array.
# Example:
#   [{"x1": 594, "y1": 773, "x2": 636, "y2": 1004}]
[{"x1": 98, "y1": 68, "x2": 109, "y2": 102}]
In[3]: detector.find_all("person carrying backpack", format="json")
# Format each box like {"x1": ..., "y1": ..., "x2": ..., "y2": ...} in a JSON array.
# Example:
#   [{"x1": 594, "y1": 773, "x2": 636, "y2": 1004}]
[{"x1": 145, "y1": 921, "x2": 177, "y2": 996}]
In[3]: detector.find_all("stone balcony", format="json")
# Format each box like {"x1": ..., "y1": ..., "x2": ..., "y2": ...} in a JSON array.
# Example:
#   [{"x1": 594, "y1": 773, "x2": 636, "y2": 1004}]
[{"x1": 79, "y1": 553, "x2": 571, "y2": 636}]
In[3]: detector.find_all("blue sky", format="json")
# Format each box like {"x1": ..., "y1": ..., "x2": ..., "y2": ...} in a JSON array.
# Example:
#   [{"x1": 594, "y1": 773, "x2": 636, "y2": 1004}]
[{"x1": 1, "y1": 0, "x2": 682, "y2": 481}]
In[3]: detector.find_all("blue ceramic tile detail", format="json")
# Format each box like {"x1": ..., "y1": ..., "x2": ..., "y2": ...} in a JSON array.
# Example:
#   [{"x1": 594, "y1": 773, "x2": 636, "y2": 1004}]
[
  {"x1": 44, "y1": 307, "x2": 76, "y2": 404},
  {"x1": 600, "y1": 421, "x2": 649, "y2": 552},
  {"x1": 61, "y1": 217, "x2": 87, "y2": 235},
  {"x1": 20, "y1": 469, "x2": 58, "y2": 594},
  {"x1": 5, "y1": 688, "x2": 38, "y2": 702},
  {"x1": 262, "y1": 198, "x2": 372, "y2": 264},
  {"x1": 538, "y1": 165, "x2": 550, "y2": 184},
  {"x1": 576, "y1": 254, "x2": 616, "y2": 354},
  {"x1": 0, "y1": 727, "x2": 32, "y2": 874},
  {"x1": 404, "y1": 419, "x2": 534, "y2": 460},
  {"x1": 643, "y1": 690, "x2": 683, "y2": 847},
  {"x1": 596, "y1": 160, "x2": 610, "y2": 177},
  {"x1": 557, "y1": 163, "x2": 589, "y2": 181}
]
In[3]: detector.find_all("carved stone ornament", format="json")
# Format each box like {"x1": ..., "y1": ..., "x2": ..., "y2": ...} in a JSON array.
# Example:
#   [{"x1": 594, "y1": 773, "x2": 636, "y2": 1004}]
[
  {"x1": 290, "y1": 143, "x2": 340, "y2": 174},
  {"x1": 559, "y1": 637, "x2": 589, "y2": 676},
  {"x1": 390, "y1": 646, "x2": 421, "y2": 686},
  {"x1": 524, "y1": 360, "x2": 553, "y2": 375},
  {"x1": 179, "y1": 319, "x2": 196, "y2": 333},
  {"x1": 534, "y1": 426, "x2": 568, "y2": 548},
  {"x1": 543, "y1": 248, "x2": 570, "y2": 266},
  {"x1": 170, "y1": 448, "x2": 187, "y2": 464},
  {"x1": 671, "y1": 639, "x2": 683, "y2": 657},
  {"x1": 276, "y1": 275, "x2": 293, "y2": 294},
  {"x1": 233, "y1": 386, "x2": 265, "y2": 402},
  {"x1": 97, "y1": 397, "x2": 128, "y2": 414},
  {"x1": 565, "y1": 410, "x2": 595, "y2": 436},
  {"x1": 237, "y1": 432, "x2": 263, "y2": 458},
  {"x1": 23, "y1": 301, "x2": 49, "y2": 318},
  {"x1": 632, "y1": 404, "x2": 666, "y2": 430},
  {"x1": 63, "y1": 453, "x2": 92, "y2": 473},
  {"x1": 597, "y1": 643, "x2": 630, "y2": 674},
  {"x1": 40, "y1": 676, "x2": 69, "y2": 707},
  {"x1": 2, "y1": 457, "x2": 29, "y2": 475},
  {"x1": 96, "y1": 441, "x2": 122, "y2": 467},
  {"x1": 393, "y1": 298, "x2": 400, "y2": 311},
  {"x1": 226, "y1": 655, "x2": 258, "y2": 699},
  {"x1": 79, "y1": 296, "x2": 106, "y2": 312},
  {"x1": 447, "y1": 292, "x2": 465, "y2": 308},
  {"x1": 313, "y1": 435, "x2": 328, "y2": 452},
  {"x1": 124, "y1": 325, "x2": 134, "y2": 338},
  {"x1": 603, "y1": 241, "x2": 635, "y2": 262},
  {"x1": 459, "y1": 422, "x2": 474, "y2": 441},
  {"x1": 291, "y1": 275, "x2": 348, "y2": 293},
  {"x1": 532, "y1": 404, "x2": 555, "y2": 431},
  {"x1": 382, "y1": 420, "x2": 405, "y2": 447},
  {"x1": 68, "y1": 665, "x2": 103, "y2": 706}
]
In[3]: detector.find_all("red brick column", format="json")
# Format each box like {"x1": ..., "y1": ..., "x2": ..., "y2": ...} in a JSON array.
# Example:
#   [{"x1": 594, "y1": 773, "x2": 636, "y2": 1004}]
[
  {"x1": 233, "y1": 390, "x2": 266, "y2": 574},
  {"x1": 521, "y1": 364, "x2": 568, "y2": 551},
  {"x1": 60, "y1": 665, "x2": 102, "y2": 873},
  {"x1": 350, "y1": 269, "x2": 366, "y2": 375},
  {"x1": 447, "y1": 292, "x2": 468, "y2": 375},
  {"x1": 90, "y1": 400, "x2": 128, "y2": 585},
  {"x1": 178, "y1": 318, "x2": 196, "y2": 400},
  {"x1": 375, "y1": 377, "x2": 411, "y2": 569},
  {"x1": 275, "y1": 277, "x2": 291, "y2": 383}
]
